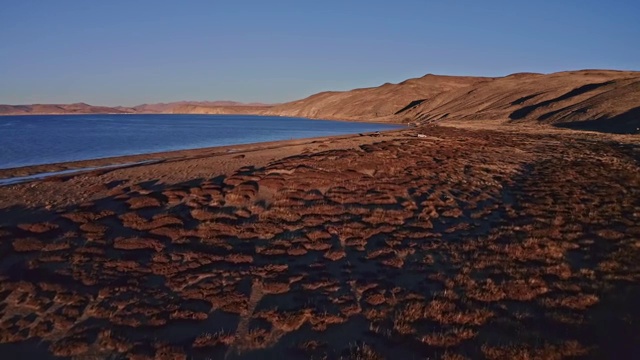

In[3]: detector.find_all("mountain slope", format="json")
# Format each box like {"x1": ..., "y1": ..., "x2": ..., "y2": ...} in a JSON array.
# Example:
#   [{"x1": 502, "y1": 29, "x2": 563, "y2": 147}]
[
  {"x1": 266, "y1": 75, "x2": 491, "y2": 121},
  {"x1": 267, "y1": 69, "x2": 640, "y2": 133}
]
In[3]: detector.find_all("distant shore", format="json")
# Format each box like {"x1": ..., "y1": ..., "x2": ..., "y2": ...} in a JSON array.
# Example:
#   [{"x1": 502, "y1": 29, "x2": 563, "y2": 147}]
[{"x1": 0, "y1": 112, "x2": 401, "y2": 125}]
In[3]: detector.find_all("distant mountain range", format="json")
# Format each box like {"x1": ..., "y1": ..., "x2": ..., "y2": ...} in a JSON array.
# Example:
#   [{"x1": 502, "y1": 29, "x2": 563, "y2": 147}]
[
  {"x1": 0, "y1": 101, "x2": 272, "y2": 116},
  {"x1": 2, "y1": 69, "x2": 639, "y2": 133},
  {"x1": 0, "y1": 103, "x2": 132, "y2": 115},
  {"x1": 128, "y1": 101, "x2": 273, "y2": 113}
]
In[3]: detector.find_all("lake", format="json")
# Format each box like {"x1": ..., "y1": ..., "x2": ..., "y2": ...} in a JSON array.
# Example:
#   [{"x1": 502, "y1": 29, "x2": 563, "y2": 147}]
[{"x1": 0, "y1": 114, "x2": 402, "y2": 169}]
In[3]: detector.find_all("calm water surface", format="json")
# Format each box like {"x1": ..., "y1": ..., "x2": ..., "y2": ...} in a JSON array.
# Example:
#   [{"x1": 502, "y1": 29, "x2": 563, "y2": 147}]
[{"x1": 0, "y1": 114, "x2": 401, "y2": 169}]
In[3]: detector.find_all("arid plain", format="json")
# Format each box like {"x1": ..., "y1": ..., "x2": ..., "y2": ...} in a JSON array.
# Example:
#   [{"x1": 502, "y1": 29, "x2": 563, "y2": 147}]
[{"x1": 1, "y1": 70, "x2": 639, "y2": 359}]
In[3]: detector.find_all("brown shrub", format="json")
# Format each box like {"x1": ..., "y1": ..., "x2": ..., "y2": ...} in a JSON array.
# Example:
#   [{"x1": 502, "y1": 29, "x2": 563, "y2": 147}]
[
  {"x1": 113, "y1": 237, "x2": 164, "y2": 251},
  {"x1": 324, "y1": 249, "x2": 346, "y2": 261},
  {"x1": 17, "y1": 222, "x2": 58, "y2": 233},
  {"x1": 12, "y1": 237, "x2": 43, "y2": 252},
  {"x1": 224, "y1": 253, "x2": 254, "y2": 264}
]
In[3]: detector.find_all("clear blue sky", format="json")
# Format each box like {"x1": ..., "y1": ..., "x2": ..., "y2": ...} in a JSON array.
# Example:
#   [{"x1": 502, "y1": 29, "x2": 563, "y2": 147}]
[{"x1": 1, "y1": 0, "x2": 638, "y2": 106}]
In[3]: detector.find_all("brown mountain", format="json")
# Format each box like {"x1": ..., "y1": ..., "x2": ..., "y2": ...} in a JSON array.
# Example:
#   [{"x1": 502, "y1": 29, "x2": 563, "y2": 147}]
[
  {"x1": 167, "y1": 104, "x2": 272, "y2": 115},
  {"x1": 133, "y1": 101, "x2": 272, "y2": 113},
  {"x1": 2, "y1": 69, "x2": 638, "y2": 133},
  {"x1": 266, "y1": 69, "x2": 640, "y2": 133},
  {"x1": 0, "y1": 101, "x2": 272, "y2": 116},
  {"x1": 0, "y1": 103, "x2": 132, "y2": 115},
  {"x1": 266, "y1": 75, "x2": 489, "y2": 121}
]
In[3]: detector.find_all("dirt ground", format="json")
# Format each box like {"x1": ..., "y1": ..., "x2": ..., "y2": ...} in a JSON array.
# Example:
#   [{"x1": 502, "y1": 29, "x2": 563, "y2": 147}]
[{"x1": 0, "y1": 124, "x2": 639, "y2": 359}]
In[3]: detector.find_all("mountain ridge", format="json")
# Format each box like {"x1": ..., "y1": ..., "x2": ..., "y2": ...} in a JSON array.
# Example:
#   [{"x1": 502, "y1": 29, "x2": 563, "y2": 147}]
[{"x1": 2, "y1": 69, "x2": 639, "y2": 133}]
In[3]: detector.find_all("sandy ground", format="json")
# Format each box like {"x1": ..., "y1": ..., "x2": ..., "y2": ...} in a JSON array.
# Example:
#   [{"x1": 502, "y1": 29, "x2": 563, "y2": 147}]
[{"x1": 0, "y1": 124, "x2": 639, "y2": 359}]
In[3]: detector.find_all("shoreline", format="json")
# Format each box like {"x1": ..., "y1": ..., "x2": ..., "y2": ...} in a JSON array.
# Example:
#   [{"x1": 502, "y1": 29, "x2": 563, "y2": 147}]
[
  {"x1": 0, "y1": 127, "x2": 412, "y2": 210},
  {"x1": 0, "y1": 122, "x2": 636, "y2": 208},
  {"x1": 0, "y1": 127, "x2": 405, "y2": 181},
  {"x1": 0, "y1": 112, "x2": 404, "y2": 128},
  {"x1": 0, "y1": 160, "x2": 161, "y2": 187},
  {"x1": 0, "y1": 111, "x2": 400, "y2": 122}
]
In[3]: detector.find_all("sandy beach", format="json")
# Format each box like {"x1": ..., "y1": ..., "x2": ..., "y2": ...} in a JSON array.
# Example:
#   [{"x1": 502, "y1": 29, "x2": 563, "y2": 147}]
[{"x1": 0, "y1": 123, "x2": 639, "y2": 359}]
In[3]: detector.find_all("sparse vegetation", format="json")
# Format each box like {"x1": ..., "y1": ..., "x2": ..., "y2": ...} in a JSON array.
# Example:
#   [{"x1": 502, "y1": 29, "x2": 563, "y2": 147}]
[{"x1": 0, "y1": 125, "x2": 639, "y2": 358}]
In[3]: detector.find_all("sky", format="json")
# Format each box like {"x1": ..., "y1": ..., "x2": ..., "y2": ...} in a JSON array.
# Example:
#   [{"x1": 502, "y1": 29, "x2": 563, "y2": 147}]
[{"x1": 1, "y1": 0, "x2": 639, "y2": 106}]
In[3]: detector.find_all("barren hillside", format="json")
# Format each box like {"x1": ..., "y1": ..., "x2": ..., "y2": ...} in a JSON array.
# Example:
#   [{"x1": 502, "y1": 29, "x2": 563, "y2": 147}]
[
  {"x1": 267, "y1": 75, "x2": 489, "y2": 121},
  {"x1": 267, "y1": 70, "x2": 640, "y2": 133}
]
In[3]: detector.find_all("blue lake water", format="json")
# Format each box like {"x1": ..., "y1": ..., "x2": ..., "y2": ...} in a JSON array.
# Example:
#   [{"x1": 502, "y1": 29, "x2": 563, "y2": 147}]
[{"x1": 0, "y1": 114, "x2": 402, "y2": 169}]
